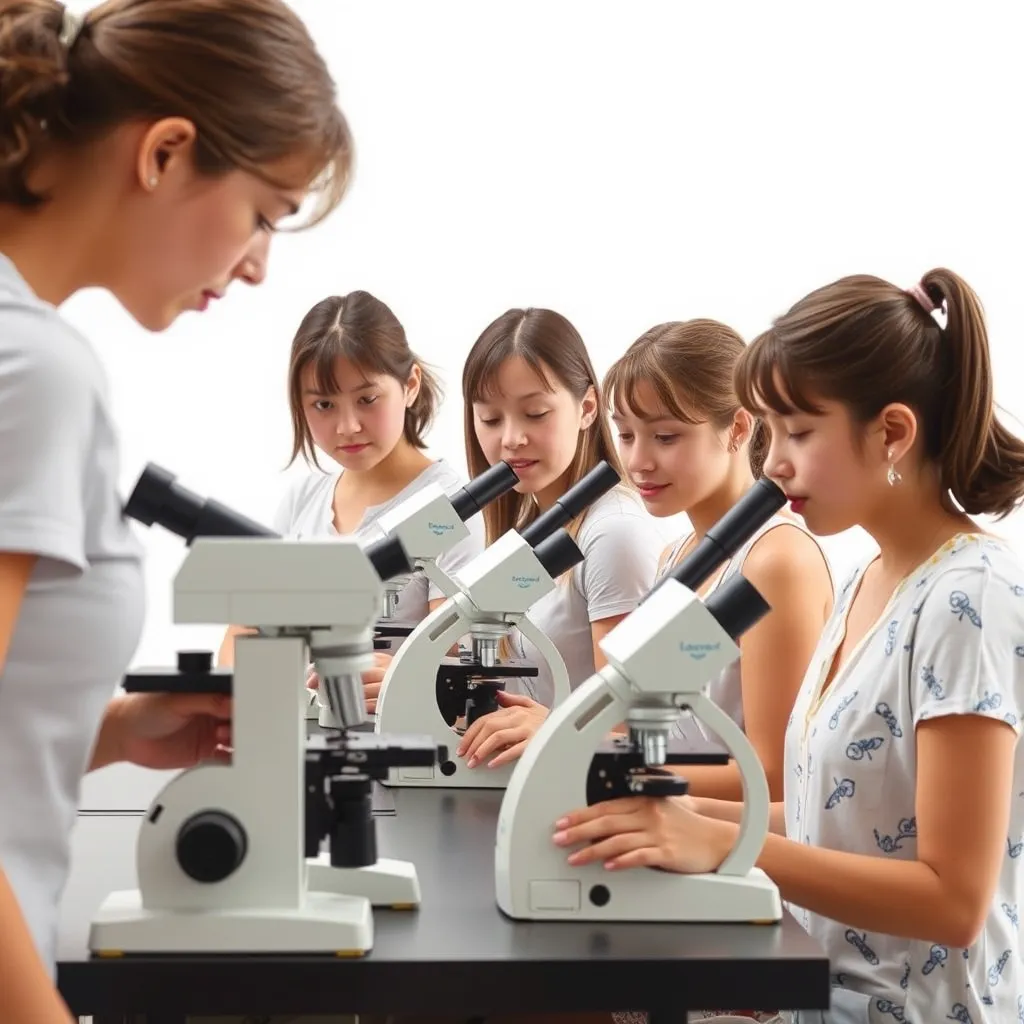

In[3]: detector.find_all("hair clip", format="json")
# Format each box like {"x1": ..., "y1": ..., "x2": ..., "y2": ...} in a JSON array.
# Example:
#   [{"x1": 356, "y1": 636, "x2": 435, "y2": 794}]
[{"x1": 906, "y1": 281, "x2": 939, "y2": 314}]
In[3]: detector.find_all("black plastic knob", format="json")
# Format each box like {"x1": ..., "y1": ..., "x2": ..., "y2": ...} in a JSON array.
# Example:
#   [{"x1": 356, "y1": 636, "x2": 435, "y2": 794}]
[
  {"x1": 177, "y1": 650, "x2": 213, "y2": 674},
  {"x1": 176, "y1": 810, "x2": 248, "y2": 883}
]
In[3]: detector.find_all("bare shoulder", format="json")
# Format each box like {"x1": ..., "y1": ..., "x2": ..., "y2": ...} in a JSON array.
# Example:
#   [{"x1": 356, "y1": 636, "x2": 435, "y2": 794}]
[{"x1": 742, "y1": 522, "x2": 831, "y2": 595}]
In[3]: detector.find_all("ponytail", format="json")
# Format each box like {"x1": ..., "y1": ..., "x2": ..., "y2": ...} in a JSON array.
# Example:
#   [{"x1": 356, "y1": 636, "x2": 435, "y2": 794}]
[{"x1": 924, "y1": 268, "x2": 1024, "y2": 518}]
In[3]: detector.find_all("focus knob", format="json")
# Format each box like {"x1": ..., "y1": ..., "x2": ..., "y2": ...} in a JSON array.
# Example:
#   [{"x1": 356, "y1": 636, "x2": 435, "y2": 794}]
[{"x1": 176, "y1": 810, "x2": 247, "y2": 883}]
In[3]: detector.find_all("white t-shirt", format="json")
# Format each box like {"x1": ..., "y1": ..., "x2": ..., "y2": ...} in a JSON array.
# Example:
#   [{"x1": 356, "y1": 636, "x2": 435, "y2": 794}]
[
  {"x1": 658, "y1": 516, "x2": 831, "y2": 750},
  {"x1": 0, "y1": 253, "x2": 145, "y2": 973},
  {"x1": 784, "y1": 533, "x2": 1023, "y2": 1024},
  {"x1": 507, "y1": 488, "x2": 664, "y2": 707},
  {"x1": 272, "y1": 459, "x2": 485, "y2": 625}
]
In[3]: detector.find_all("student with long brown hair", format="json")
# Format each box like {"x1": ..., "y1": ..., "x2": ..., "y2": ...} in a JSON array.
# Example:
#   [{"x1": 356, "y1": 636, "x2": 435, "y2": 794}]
[
  {"x1": 219, "y1": 290, "x2": 484, "y2": 713},
  {"x1": 554, "y1": 269, "x2": 1024, "y2": 1024},
  {"x1": 604, "y1": 320, "x2": 833, "y2": 803},
  {"x1": 0, "y1": 1, "x2": 351, "y2": 1019},
  {"x1": 455, "y1": 307, "x2": 664, "y2": 771}
]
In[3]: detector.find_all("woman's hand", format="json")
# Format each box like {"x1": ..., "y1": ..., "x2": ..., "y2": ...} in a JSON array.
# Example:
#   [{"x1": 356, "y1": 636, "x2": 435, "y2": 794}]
[
  {"x1": 102, "y1": 691, "x2": 232, "y2": 771},
  {"x1": 552, "y1": 794, "x2": 735, "y2": 873},
  {"x1": 306, "y1": 651, "x2": 392, "y2": 713},
  {"x1": 456, "y1": 691, "x2": 549, "y2": 768}
]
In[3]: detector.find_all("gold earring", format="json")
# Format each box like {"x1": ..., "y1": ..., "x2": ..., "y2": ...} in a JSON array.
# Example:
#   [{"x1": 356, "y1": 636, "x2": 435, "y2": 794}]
[{"x1": 886, "y1": 447, "x2": 902, "y2": 487}]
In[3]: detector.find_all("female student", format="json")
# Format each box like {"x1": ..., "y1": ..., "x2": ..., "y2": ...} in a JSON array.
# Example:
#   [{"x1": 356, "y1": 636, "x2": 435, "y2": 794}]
[
  {"x1": 552, "y1": 269, "x2": 1024, "y2": 1024},
  {"x1": 604, "y1": 320, "x2": 833, "y2": 802},
  {"x1": 456, "y1": 307, "x2": 665, "y2": 770},
  {"x1": 0, "y1": 1, "x2": 351, "y2": 1020},
  {"x1": 219, "y1": 290, "x2": 485, "y2": 713}
]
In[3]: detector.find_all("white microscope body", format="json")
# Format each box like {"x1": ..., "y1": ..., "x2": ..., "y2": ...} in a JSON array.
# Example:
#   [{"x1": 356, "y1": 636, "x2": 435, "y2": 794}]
[
  {"x1": 375, "y1": 461, "x2": 622, "y2": 791},
  {"x1": 311, "y1": 461, "x2": 519, "y2": 727},
  {"x1": 89, "y1": 466, "x2": 440, "y2": 956},
  {"x1": 495, "y1": 477, "x2": 787, "y2": 924},
  {"x1": 374, "y1": 527, "x2": 581, "y2": 789}
]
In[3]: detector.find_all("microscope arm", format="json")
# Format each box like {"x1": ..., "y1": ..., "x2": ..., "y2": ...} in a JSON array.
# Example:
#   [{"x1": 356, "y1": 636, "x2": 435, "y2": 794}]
[
  {"x1": 686, "y1": 692, "x2": 770, "y2": 876},
  {"x1": 516, "y1": 613, "x2": 572, "y2": 706},
  {"x1": 418, "y1": 559, "x2": 461, "y2": 601},
  {"x1": 374, "y1": 596, "x2": 472, "y2": 721}
]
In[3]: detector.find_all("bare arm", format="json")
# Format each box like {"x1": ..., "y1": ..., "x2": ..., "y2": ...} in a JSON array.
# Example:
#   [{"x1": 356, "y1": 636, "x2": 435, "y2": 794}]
[
  {"x1": 751, "y1": 715, "x2": 1015, "y2": 946},
  {"x1": 0, "y1": 552, "x2": 76, "y2": 1022},
  {"x1": 678, "y1": 527, "x2": 832, "y2": 801},
  {"x1": 217, "y1": 623, "x2": 255, "y2": 668},
  {"x1": 691, "y1": 795, "x2": 788, "y2": 836}
]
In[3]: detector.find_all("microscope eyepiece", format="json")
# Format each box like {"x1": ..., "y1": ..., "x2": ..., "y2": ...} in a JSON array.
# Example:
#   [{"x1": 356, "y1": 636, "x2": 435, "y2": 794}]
[
  {"x1": 532, "y1": 528, "x2": 584, "y2": 581},
  {"x1": 363, "y1": 535, "x2": 414, "y2": 584},
  {"x1": 666, "y1": 477, "x2": 786, "y2": 593},
  {"x1": 518, "y1": 461, "x2": 621, "y2": 548},
  {"x1": 124, "y1": 463, "x2": 277, "y2": 543},
  {"x1": 704, "y1": 574, "x2": 771, "y2": 641},
  {"x1": 450, "y1": 460, "x2": 520, "y2": 522}
]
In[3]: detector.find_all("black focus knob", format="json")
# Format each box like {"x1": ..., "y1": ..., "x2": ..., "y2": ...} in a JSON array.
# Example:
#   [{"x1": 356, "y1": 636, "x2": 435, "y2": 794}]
[
  {"x1": 176, "y1": 810, "x2": 247, "y2": 883},
  {"x1": 177, "y1": 649, "x2": 213, "y2": 674}
]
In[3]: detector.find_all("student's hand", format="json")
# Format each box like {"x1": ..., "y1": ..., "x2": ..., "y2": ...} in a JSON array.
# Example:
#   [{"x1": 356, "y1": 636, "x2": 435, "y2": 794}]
[
  {"x1": 306, "y1": 652, "x2": 392, "y2": 714},
  {"x1": 106, "y1": 692, "x2": 232, "y2": 770},
  {"x1": 362, "y1": 651, "x2": 391, "y2": 713},
  {"x1": 552, "y1": 795, "x2": 735, "y2": 874},
  {"x1": 456, "y1": 691, "x2": 549, "y2": 768}
]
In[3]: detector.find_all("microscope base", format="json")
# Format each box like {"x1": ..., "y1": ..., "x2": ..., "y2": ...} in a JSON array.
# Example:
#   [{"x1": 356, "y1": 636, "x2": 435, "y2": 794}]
[
  {"x1": 306, "y1": 855, "x2": 421, "y2": 907},
  {"x1": 496, "y1": 867, "x2": 782, "y2": 923},
  {"x1": 382, "y1": 757, "x2": 513, "y2": 789},
  {"x1": 89, "y1": 888, "x2": 374, "y2": 955}
]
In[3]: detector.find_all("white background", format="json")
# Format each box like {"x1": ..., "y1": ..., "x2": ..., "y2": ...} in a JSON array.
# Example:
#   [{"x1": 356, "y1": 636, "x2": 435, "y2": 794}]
[{"x1": 69, "y1": 0, "x2": 1024, "y2": 808}]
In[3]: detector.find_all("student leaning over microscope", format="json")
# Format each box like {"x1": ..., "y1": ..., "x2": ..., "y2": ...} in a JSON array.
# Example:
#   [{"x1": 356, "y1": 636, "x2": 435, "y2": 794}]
[
  {"x1": 0, "y1": 1, "x2": 353, "y2": 1019},
  {"x1": 454, "y1": 306, "x2": 665, "y2": 771},
  {"x1": 552, "y1": 269, "x2": 1024, "y2": 1024},
  {"x1": 218, "y1": 289, "x2": 485, "y2": 713}
]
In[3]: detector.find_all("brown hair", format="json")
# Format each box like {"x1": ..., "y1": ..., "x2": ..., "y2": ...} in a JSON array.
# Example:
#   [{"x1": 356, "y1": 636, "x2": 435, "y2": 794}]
[
  {"x1": 0, "y1": 0, "x2": 351, "y2": 221},
  {"x1": 735, "y1": 268, "x2": 1024, "y2": 518},
  {"x1": 288, "y1": 291, "x2": 441, "y2": 469},
  {"x1": 604, "y1": 319, "x2": 768, "y2": 477},
  {"x1": 462, "y1": 307, "x2": 625, "y2": 545}
]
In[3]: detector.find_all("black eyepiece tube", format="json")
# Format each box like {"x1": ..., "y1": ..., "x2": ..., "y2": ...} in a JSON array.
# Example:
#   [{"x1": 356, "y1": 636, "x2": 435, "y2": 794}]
[
  {"x1": 518, "y1": 461, "x2": 620, "y2": 548},
  {"x1": 363, "y1": 536, "x2": 414, "y2": 584},
  {"x1": 532, "y1": 528, "x2": 584, "y2": 581},
  {"x1": 125, "y1": 463, "x2": 413, "y2": 584},
  {"x1": 668, "y1": 477, "x2": 786, "y2": 593},
  {"x1": 703, "y1": 574, "x2": 771, "y2": 642},
  {"x1": 124, "y1": 463, "x2": 276, "y2": 542},
  {"x1": 450, "y1": 461, "x2": 520, "y2": 523}
]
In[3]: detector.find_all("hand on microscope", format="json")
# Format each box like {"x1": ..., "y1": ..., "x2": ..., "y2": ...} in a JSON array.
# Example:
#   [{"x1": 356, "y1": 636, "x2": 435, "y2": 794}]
[
  {"x1": 305, "y1": 651, "x2": 392, "y2": 714},
  {"x1": 94, "y1": 691, "x2": 233, "y2": 771},
  {"x1": 456, "y1": 691, "x2": 549, "y2": 768},
  {"x1": 551, "y1": 793, "x2": 735, "y2": 874}
]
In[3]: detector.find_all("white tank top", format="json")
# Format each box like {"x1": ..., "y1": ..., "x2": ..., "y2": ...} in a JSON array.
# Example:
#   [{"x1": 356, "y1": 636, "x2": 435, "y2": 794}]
[{"x1": 657, "y1": 514, "x2": 827, "y2": 750}]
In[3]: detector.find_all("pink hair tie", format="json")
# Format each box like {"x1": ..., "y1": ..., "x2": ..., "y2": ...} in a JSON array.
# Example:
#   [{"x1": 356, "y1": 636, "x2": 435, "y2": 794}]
[{"x1": 906, "y1": 282, "x2": 938, "y2": 314}]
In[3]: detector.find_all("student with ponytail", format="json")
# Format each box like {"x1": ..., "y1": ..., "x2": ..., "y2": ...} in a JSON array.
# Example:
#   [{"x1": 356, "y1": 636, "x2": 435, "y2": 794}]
[
  {"x1": 0, "y1": 1, "x2": 351, "y2": 1019},
  {"x1": 553, "y1": 269, "x2": 1024, "y2": 1024},
  {"x1": 219, "y1": 291, "x2": 485, "y2": 711},
  {"x1": 605, "y1": 320, "x2": 833, "y2": 805}
]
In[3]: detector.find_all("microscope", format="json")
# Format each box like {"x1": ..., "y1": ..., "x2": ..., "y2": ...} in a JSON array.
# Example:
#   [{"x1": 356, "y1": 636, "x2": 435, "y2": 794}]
[
  {"x1": 309, "y1": 461, "x2": 521, "y2": 727},
  {"x1": 89, "y1": 465, "x2": 445, "y2": 956},
  {"x1": 375, "y1": 461, "x2": 621, "y2": 790},
  {"x1": 495, "y1": 477, "x2": 787, "y2": 923}
]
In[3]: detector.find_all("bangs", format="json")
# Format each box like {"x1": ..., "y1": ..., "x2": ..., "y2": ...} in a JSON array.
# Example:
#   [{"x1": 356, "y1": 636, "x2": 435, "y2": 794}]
[
  {"x1": 466, "y1": 344, "x2": 555, "y2": 404},
  {"x1": 734, "y1": 329, "x2": 825, "y2": 417},
  {"x1": 605, "y1": 346, "x2": 702, "y2": 425},
  {"x1": 303, "y1": 325, "x2": 394, "y2": 395}
]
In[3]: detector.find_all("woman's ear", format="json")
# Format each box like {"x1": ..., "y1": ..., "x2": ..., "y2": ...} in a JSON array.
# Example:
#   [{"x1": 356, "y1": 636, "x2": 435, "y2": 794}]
[
  {"x1": 727, "y1": 408, "x2": 754, "y2": 453},
  {"x1": 579, "y1": 384, "x2": 598, "y2": 430},
  {"x1": 405, "y1": 363, "x2": 423, "y2": 408}
]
